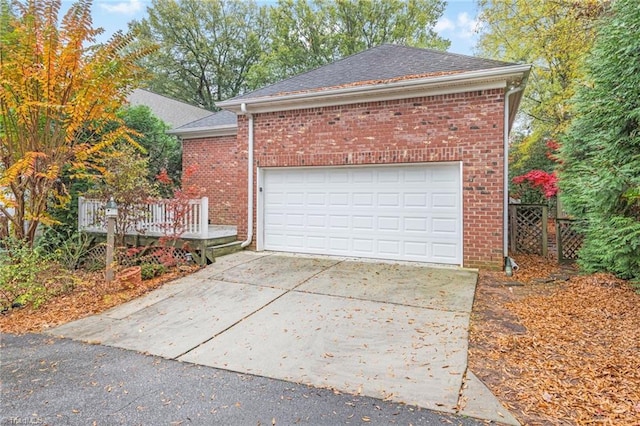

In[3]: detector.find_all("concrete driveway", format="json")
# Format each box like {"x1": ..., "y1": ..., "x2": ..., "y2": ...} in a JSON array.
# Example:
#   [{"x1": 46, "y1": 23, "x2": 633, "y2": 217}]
[{"x1": 49, "y1": 251, "x2": 519, "y2": 425}]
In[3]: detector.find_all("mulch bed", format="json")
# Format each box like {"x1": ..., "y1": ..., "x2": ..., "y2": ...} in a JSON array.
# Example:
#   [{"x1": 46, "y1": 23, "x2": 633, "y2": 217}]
[
  {"x1": 469, "y1": 255, "x2": 640, "y2": 425},
  {"x1": 0, "y1": 265, "x2": 201, "y2": 334}
]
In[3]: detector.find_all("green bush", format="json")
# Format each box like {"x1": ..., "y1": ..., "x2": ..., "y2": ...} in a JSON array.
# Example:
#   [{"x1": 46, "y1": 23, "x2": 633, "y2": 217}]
[
  {"x1": 0, "y1": 238, "x2": 76, "y2": 311},
  {"x1": 140, "y1": 263, "x2": 166, "y2": 280},
  {"x1": 39, "y1": 230, "x2": 93, "y2": 270},
  {"x1": 558, "y1": 0, "x2": 640, "y2": 280}
]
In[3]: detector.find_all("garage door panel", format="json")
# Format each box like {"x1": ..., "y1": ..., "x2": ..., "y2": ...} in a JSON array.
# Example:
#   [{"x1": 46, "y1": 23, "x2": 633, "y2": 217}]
[
  {"x1": 432, "y1": 192, "x2": 458, "y2": 208},
  {"x1": 378, "y1": 169, "x2": 400, "y2": 183},
  {"x1": 432, "y1": 217, "x2": 458, "y2": 234},
  {"x1": 404, "y1": 168, "x2": 428, "y2": 182},
  {"x1": 329, "y1": 193, "x2": 349, "y2": 206},
  {"x1": 378, "y1": 193, "x2": 400, "y2": 207},
  {"x1": 262, "y1": 164, "x2": 461, "y2": 264},
  {"x1": 404, "y1": 193, "x2": 428, "y2": 207},
  {"x1": 404, "y1": 217, "x2": 428, "y2": 232},
  {"x1": 353, "y1": 193, "x2": 374, "y2": 206},
  {"x1": 307, "y1": 193, "x2": 326, "y2": 206},
  {"x1": 404, "y1": 241, "x2": 428, "y2": 257},
  {"x1": 352, "y1": 215, "x2": 374, "y2": 230}
]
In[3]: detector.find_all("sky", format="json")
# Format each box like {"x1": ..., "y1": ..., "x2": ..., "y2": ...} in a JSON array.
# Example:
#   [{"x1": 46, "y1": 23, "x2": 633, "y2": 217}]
[{"x1": 78, "y1": 0, "x2": 481, "y2": 56}]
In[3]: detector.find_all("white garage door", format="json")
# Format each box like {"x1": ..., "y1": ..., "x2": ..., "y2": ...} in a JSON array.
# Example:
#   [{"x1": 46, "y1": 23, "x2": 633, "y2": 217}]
[{"x1": 261, "y1": 163, "x2": 462, "y2": 264}]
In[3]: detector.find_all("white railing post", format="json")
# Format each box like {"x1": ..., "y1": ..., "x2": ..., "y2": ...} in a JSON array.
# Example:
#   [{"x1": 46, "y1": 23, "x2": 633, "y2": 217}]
[
  {"x1": 78, "y1": 196, "x2": 85, "y2": 232},
  {"x1": 200, "y1": 197, "x2": 209, "y2": 238}
]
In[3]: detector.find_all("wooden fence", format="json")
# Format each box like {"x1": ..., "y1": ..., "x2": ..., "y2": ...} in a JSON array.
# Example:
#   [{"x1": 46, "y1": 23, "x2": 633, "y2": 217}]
[
  {"x1": 509, "y1": 203, "x2": 584, "y2": 262},
  {"x1": 509, "y1": 204, "x2": 548, "y2": 256},
  {"x1": 78, "y1": 197, "x2": 209, "y2": 239},
  {"x1": 555, "y1": 218, "x2": 584, "y2": 263}
]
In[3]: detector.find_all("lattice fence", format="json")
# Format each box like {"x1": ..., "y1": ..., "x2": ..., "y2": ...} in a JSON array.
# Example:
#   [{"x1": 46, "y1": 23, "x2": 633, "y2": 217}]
[
  {"x1": 556, "y1": 219, "x2": 584, "y2": 262},
  {"x1": 509, "y1": 204, "x2": 548, "y2": 256},
  {"x1": 83, "y1": 244, "x2": 192, "y2": 271}
]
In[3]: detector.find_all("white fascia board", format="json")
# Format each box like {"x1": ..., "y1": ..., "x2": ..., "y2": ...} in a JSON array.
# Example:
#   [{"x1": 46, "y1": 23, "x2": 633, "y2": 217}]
[
  {"x1": 218, "y1": 65, "x2": 531, "y2": 114},
  {"x1": 167, "y1": 125, "x2": 237, "y2": 139}
]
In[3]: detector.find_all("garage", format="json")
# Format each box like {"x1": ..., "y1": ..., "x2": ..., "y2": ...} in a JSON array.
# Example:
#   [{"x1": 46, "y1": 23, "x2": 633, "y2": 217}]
[{"x1": 259, "y1": 163, "x2": 462, "y2": 264}]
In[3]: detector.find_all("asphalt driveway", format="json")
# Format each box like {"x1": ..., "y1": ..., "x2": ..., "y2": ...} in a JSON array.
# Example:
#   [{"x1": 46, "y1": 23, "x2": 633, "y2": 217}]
[{"x1": 48, "y1": 251, "x2": 518, "y2": 425}]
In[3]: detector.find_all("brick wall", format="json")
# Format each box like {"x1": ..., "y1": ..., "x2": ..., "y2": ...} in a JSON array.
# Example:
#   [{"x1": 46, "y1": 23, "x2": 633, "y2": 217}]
[
  {"x1": 182, "y1": 135, "x2": 238, "y2": 226},
  {"x1": 192, "y1": 88, "x2": 506, "y2": 268}
]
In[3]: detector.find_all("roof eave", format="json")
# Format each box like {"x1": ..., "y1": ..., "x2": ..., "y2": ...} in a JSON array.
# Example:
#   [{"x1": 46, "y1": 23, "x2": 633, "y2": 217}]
[
  {"x1": 167, "y1": 125, "x2": 238, "y2": 139},
  {"x1": 218, "y1": 64, "x2": 532, "y2": 114}
]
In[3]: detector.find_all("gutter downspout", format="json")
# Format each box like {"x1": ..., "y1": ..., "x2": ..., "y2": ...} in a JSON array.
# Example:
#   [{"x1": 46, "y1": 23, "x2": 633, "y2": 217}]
[
  {"x1": 503, "y1": 81, "x2": 526, "y2": 271},
  {"x1": 240, "y1": 102, "x2": 254, "y2": 248}
]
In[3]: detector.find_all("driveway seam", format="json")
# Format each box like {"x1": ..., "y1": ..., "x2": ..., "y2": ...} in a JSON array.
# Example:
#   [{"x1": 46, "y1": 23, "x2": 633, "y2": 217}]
[
  {"x1": 292, "y1": 288, "x2": 472, "y2": 314},
  {"x1": 173, "y1": 258, "x2": 346, "y2": 360}
]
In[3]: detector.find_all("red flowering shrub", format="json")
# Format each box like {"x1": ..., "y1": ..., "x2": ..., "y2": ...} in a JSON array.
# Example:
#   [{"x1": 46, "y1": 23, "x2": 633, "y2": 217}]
[{"x1": 513, "y1": 170, "x2": 558, "y2": 199}]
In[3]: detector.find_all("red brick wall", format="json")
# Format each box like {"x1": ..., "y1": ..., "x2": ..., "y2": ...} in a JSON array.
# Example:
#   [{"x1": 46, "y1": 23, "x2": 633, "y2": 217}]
[
  {"x1": 233, "y1": 89, "x2": 506, "y2": 269},
  {"x1": 182, "y1": 135, "x2": 238, "y2": 226}
]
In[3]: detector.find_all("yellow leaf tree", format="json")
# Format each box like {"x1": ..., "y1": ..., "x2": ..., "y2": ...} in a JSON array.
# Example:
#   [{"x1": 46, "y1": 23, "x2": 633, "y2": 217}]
[
  {"x1": 476, "y1": 0, "x2": 607, "y2": 176},
  {"x1": 0, "y1": 0, "x2": 152, "y2": 243}
]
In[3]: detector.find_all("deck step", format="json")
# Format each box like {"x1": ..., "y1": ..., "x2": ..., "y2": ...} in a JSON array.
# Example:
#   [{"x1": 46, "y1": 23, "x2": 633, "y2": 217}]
[{"x1": 205, "y1": 242, "x2": 243, "y2": 264}]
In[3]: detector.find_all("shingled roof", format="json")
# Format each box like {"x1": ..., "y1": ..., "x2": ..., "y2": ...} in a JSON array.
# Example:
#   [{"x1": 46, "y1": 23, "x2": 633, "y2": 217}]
[
  {"x1": 168, "y1": 110, "x2": 237, "y2": 138},
  {"x1": 127, "y1": 89, "x2": 212, "y2": 127},
  {"x1": 228, "y1": 44, "x2": 518, "y2": 101}
]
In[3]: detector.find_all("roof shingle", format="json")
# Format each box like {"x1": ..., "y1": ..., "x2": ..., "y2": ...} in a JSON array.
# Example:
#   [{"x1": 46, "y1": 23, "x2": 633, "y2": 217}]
[{"x1": 229, "y1": 44, "x2": 517, "y2": 101}]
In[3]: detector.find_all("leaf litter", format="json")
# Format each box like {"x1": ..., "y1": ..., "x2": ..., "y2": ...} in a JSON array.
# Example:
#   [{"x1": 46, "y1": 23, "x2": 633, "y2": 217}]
[{"x1": 469, "y1": 254, "x2": 640, "y2": 425}]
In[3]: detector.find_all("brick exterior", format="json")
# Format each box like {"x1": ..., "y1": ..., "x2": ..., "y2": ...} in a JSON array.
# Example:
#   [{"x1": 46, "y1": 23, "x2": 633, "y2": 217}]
[
  {"x1": 182, "y1": 135, "x2": 238, "y2": 226},
  {"x1": 188, "y1": 88, "x2": 506, "y2": 269}
]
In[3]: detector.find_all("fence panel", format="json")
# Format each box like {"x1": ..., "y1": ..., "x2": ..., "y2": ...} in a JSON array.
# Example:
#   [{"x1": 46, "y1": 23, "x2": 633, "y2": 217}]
[
  {"x1": 509, "y1": 204, "x2": 548, "y2": 256},
  {"x1": 556, "y1": 219, "x2": 584, "y2": 263}
]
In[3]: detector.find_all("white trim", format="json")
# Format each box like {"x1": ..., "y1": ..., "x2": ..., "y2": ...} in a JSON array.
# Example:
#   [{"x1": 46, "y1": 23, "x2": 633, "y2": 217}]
[
  {"x1": 459, "y1": 160, "x2": 464, "y2": 267},
  {"x1": 168, "y1": 125, "x2": 237, "y2": 139},
  {"x1": 257, "y1": 167, "x2": 265, "y2": 251},
  {"x1": 218, "y1": 65, "x2": 531, "y2": 114}
]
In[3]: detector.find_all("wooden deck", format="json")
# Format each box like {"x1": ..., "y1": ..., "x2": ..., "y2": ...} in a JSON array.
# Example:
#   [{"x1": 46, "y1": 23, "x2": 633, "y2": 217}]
[{"x1": 86, "y1": 225, "x2": 240, "y2": 265}]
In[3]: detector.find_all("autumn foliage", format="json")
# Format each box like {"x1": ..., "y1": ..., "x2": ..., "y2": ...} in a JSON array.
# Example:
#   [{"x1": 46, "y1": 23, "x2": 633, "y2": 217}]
[
  {"x1": 513, "y1": 170, "x2": 558, "y2": 199},
  {"x1": 0, "y1": 0, "x2": 152, "y2": 243}
]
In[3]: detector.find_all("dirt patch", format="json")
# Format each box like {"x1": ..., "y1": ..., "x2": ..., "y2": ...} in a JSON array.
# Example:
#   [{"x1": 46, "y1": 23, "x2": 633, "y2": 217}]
[{"x1": 470, "y1": 255, "x2": 640, "y2": 425}]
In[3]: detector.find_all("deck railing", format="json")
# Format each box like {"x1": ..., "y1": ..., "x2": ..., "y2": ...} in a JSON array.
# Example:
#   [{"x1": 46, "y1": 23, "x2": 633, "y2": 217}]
[{"x1": 78, "y1": 197, "x2": 209, "y2": 239}]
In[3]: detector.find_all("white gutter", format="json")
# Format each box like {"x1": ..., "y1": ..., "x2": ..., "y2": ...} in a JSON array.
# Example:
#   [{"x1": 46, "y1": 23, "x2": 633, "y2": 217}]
[
  {"x1": 240, "y1": 102, "x2": 254, "y2": 248},
  {"x1": 503, "y1": 77, "x2": 528, "y2": 266},
  {"x1": 167, "y1": 125, "x2": 237, "y2": 139},
  {"x1": 218, "y1": 64, "x2": 532, "y2": 113}
]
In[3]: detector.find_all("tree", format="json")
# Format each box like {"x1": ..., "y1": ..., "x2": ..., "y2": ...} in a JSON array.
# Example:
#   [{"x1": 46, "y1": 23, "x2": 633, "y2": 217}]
[
  {"x1": 131, "y1": 0, "x2": 270, "y2": 109},
  {"x1": 476, "y1": 0, "x2": 607, "y2": 190},
  {"x1": 249, "y1": 0, "x2": 449, "y2": 86},
  {"x1": 0, "y1": 0, "x2": 151, "y2": 244},
  {"x1": 88, "y1": 144, "x2": 157, "y2": 245},
  {"x1": 119, "y1": 105, "x2": 182, "y2": 187},
  {"x1": 558, "y1": 0, "x2": 640, "y2": 280},
  {"x1": 133, "y1": 0, "x2": 449, "y2": 105}
]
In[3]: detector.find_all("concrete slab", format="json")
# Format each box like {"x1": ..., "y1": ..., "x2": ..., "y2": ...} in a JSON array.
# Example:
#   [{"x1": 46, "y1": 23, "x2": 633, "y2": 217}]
[
  {"x1": 50, "y1": 280, "x2": 285, "y2": 359},
  {"x1": 187, "y1": 250, "x2": 272, "y2": 281},
  {"x1": 47, "y1": 251, "x2": 517, "y2": 425},
  {"x1": 213, "y1": 254, "x2": 341, "y2": 289},
  {"x1": 298, "y1": 261, "x2": 478, "y2": 312},
  {"x1": 179, "y1": 291, "x2": 470, "y2": 413},
  {"x1": 460, "y1": 371, "x2": 521, "y2": 426},
  {"x1": 102, "y1": 275, "x2": 202, "y2": 320}
]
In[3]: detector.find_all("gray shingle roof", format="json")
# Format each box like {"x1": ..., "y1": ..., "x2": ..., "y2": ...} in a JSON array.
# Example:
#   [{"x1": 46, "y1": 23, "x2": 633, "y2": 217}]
[
  {"x1": 174, "y1": 110, "x2": 237, "y2": 130},
  {"x1": 230, "y1": 44, "x2": 517, "y2": 101},
  {"x1": 127, "y1": 89, "x2": 212, "y2": 127}
]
